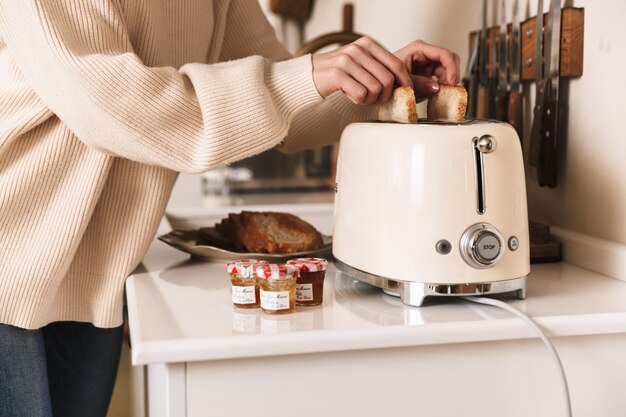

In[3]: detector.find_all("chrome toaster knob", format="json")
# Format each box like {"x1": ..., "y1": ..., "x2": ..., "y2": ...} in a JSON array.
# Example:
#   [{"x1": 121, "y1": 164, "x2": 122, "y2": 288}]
[
  {"x1": 477, "y1": 135, "x2": 497, "y2": 153},
  {"x1": 460, "y1": 223, "x2": 504, "y2": 269}
]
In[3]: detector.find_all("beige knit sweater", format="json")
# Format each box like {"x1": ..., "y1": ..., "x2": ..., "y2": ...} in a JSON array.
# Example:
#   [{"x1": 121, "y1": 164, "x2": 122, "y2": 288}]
[{"x1": 0, "y1": 0, "x2": 369, "y2": 329}]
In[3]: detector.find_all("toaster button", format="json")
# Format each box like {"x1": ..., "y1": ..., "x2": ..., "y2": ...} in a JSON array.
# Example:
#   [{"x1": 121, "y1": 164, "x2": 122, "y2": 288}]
[
  {"x1": 460, "y1": 224, "x2": 505, "y2": 269},
  {"x1": 436, "y1": 240, "x2": 452, "y2": 255},
  {"x1": 475, "y1": 233, "x2": 502, "y2": 262}
]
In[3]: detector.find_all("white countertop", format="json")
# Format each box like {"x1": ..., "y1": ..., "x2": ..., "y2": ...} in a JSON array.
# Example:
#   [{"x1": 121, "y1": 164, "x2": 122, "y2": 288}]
[{"x1": 126, "y1": 236, "x2": 626, "y2": 366}]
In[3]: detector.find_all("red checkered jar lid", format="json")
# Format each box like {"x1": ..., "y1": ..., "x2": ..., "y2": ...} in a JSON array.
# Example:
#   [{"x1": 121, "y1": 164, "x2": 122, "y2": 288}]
[
  {"x1": 286, "y1": 258, "x2": 328, "y2": 272},
  {"x1": 255, "y1": 263, "x2": 299, "y2": 280},
  {"x1": 227, "y1": 259, "x2": 268, "y2": 278}
]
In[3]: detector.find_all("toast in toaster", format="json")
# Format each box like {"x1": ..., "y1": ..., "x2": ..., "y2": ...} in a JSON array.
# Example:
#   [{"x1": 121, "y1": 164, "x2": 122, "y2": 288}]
[
  {"x1": 426, "y1": 85, "x2": 468, "y2": 122},
  {"x1": 375, "y1": 86, "x2": 418, "y2": 124}
]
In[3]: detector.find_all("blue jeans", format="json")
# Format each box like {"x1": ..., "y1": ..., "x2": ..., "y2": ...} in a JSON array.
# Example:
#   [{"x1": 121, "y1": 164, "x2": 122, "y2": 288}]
[{"x1": 0, "y1": 321, "x2": 124, "y2": 417}]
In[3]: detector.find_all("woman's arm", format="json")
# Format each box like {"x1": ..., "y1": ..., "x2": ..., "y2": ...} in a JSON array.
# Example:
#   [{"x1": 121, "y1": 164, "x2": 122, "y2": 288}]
[{"x1": 0, "y1": 0, "x2": 323, "y2": 173}]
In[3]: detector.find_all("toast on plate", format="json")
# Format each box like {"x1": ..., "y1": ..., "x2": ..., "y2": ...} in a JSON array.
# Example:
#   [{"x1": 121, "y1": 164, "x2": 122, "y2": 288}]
[{"x1": 198, "y1": 211, "x2": 324, "y2": 254}]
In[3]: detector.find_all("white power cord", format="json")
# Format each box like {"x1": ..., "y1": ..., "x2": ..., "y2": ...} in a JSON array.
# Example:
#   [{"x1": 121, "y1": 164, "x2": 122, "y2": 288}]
[{"x1": 463, "y1": 296, "x2": 572, "y2": 417}]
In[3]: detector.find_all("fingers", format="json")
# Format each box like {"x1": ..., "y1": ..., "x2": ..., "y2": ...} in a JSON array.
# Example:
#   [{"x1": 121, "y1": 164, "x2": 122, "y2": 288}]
[
  {"x1": 342, "y1": 43, "x2": 396, "y2": 104},
  {"x1": 416, "y1": 41, "x2": 460, "y2": 85},
  {"x1": 338, "y1": 53, "x2": 384, "y2": 105},
  {"x1": 354, "y1": 37, "x2": 412, "y2": 87},
  {"x1": 395, "y1": 40, "x2": 461, "y2": 86},
  {"x1": 339, "y1": 38, "x2": 411, "y2": 104},
  {"x1": 311, "y1": 36, "x2": 412, "y2": 105},
  {"x1": 312, "y1": 51, "x2": 371, "y2": 101},
  {"x1": 411, "y1": 75, "x2": 440, "y2": 102},
  {"x1": 336, "y1": 71, "x2": 369, "y2": 105}
]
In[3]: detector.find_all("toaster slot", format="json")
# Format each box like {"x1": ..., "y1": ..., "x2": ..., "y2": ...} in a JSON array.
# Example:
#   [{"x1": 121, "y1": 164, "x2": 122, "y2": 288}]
[{"x1": 473, "y1": 138, "x2": 486, "y2": 214}]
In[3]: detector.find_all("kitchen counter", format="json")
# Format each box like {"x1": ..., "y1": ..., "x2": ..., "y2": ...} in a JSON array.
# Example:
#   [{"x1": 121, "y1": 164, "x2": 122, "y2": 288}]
[
  {"x1": 127, "y1": 240, "x2": 626, "y2": 365},
  {"x1": 127, "y1": 234, "x2": 626, "y2": 417}
]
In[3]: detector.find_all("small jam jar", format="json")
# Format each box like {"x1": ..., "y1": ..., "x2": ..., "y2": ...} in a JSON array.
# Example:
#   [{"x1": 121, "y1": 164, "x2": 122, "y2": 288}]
[
  {"x1": 287, "y1": 258, "x2": 328, "y2": 306},
  {"x1": 226, "y1": 259, "x2": 268, "y2": 309},
  {"x1": 255, "y1": 264, "x2": 298, "y2": 314}
]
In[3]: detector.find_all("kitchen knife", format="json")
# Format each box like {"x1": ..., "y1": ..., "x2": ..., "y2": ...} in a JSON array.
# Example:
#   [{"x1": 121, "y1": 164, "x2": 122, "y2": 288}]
[
  {"x1": 528, "y1": 0, "x2": 545, "y2": 167},
  {"x1": 476, "y1": 0, "x2": 490, "y2": 119},
  {"x1": 488, "y1": 30, "x2": 498, "y2": 119},
  {"x1": 494, "y1": 0, "x2": 510, "y2": 122},
  {"x1": 507, "y1": 0, "x2": 524, "y2": 142},
  {"x1": 463, "y1": 34, "x2": 480, "y2": 118},
  {"x1": 538, "y1": 0, "x2": 562, "y2": 187}
]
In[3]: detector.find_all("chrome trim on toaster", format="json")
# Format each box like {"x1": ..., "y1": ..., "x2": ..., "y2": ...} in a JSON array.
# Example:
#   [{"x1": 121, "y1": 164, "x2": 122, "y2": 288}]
[
  {"x1": 460, "y1": 223, "x2": 505, "y2": 269},
  {"x1": 477, "y1": 134, "x2": 497, "y2": 153},
  {"x1": 472, "y1": 137, "x2": 487, "y2": 214},
  {"x1": 333, "y1": 258, "x2": 527, "y2": 307}
]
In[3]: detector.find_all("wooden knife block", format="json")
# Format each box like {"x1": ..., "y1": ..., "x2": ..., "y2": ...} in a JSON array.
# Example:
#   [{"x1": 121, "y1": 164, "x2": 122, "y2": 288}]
[
  {"x1": 468, "y1": 7, "x2": 584, "y2": 82},
  {"x1": 529, "y1": 221, "x2": 562, "y2": 263}
]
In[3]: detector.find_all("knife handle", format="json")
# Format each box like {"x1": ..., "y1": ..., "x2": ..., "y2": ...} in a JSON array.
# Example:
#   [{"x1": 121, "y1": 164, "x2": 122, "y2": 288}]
[
  {"x1": 476, "y1": 86, "x2": 489, "y2": 119},
  {"x1": 538, "y1": 98, "x2": 559, "y2": 188},
  {"x1": 495, "y1": 90, "x2": 510, "y2": 123},
  {"x1": 487, "y1": 81, "x2": 497, "y2": 119},
  {"x1": 463, "y1": 74, "x2": 479, "y2": 119},
  {"x1": 507, "y1": 91, "x2": 524, "y2": 145},
  {"x1": 462, "y1": 77, "x2": 471, "y2": 118},
  {"x1": 528, "y1": 79, "x2": 547, "y2": 167}
]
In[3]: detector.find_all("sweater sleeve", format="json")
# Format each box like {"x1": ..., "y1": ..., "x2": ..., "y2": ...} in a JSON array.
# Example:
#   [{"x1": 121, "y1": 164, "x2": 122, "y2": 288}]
[
  {"x1": 276, "y1": 92, "x2": 376, "y2": 153},
  {"x1": 218, "y1": 0, "x2": 375, "y2": 153},
  {"x1": 0, "y1": 0, "x2": 323, "y2": 173}
]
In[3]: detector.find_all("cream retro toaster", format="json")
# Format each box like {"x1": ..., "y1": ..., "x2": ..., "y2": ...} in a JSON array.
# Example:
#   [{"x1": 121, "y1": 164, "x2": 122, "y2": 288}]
[{"x1": 332, "y1": 121, "x2": 530, "y2": 306}]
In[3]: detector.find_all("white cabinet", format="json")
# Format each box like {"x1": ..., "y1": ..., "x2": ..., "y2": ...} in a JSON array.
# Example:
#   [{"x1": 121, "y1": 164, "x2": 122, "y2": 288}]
[
  {"x1": 143, "y1": 333, "x2": 626, "y2": 417},
  {"x1": 127, "y1": 255, "x2": 626, "y2": 417}
]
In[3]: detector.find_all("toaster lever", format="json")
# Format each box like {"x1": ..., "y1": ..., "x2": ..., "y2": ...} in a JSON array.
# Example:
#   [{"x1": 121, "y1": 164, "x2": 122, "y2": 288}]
[
  {"x1": 473, "y1": 135, "x2": 496, "y2": 214},
  {"x1": 477, "y1": 135, "x2": 497, "y2": 153}
]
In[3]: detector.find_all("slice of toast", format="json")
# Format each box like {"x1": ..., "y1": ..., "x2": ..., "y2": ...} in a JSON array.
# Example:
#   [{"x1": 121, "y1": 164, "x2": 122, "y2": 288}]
[
  {"x1": 198, "y1": 211, "x2": 324, "y2": 254},
  {"x1": 213, "y1": 214, "x2": 246, "y2": 250},
  {"x1": 426, "y1": 85, "x2": 468, "y2": 121},
  {"x1": 375, "y1": 86, "x2": 418, "y2": 124},
  {"x1": 239, "y1": 211, "x2": 324, "y2": 254},
  {"x1": 197, "y1": 227, "x2": 236, "y2": 250}
]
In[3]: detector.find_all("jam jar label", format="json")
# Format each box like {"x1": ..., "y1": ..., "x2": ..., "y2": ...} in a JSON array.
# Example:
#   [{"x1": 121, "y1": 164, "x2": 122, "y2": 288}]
[
  {"x1": 260, "y1": 289, "x2": 290, "y2": 310},
  {"x1": 296, "y1": 283, "x2": 313, "y2": 301},
  {"x1": 232, "y1": 285, "x2": 256, "y2": 304}
]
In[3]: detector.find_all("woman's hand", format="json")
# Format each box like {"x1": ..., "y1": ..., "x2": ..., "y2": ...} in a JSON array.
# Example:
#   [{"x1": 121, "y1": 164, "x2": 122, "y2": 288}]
[
  {"x1": 394, "y1": 40, "x2": 461, "y2": 101},
  {"x1": 311, "y1": 37, "x2": 460, "y2": 105},
  {"x1": 311, "y1": 36, "x2": 412, "y2": 105}
]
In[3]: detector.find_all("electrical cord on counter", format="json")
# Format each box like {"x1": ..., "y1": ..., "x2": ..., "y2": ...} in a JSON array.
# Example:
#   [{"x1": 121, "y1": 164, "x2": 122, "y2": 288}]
[{"x1": 462, "y1": 296, "x2": 573, "y2": 417}]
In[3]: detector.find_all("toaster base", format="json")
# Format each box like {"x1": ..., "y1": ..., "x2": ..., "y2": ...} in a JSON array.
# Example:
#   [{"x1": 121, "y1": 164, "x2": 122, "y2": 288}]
[{"x1": 334, "y1": 258, "x2": 527, "y2": 307}]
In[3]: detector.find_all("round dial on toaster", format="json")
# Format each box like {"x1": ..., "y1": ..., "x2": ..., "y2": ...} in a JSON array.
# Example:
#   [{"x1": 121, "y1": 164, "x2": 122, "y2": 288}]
[{"x1": 460, "y1": 223, "x2": 504, "y2": 269}]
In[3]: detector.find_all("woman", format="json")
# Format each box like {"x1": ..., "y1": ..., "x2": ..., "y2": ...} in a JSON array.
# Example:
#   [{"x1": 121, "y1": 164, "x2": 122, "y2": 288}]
[{"x1": 0, "y1": 1, "x2": 459, "y2": 416}]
